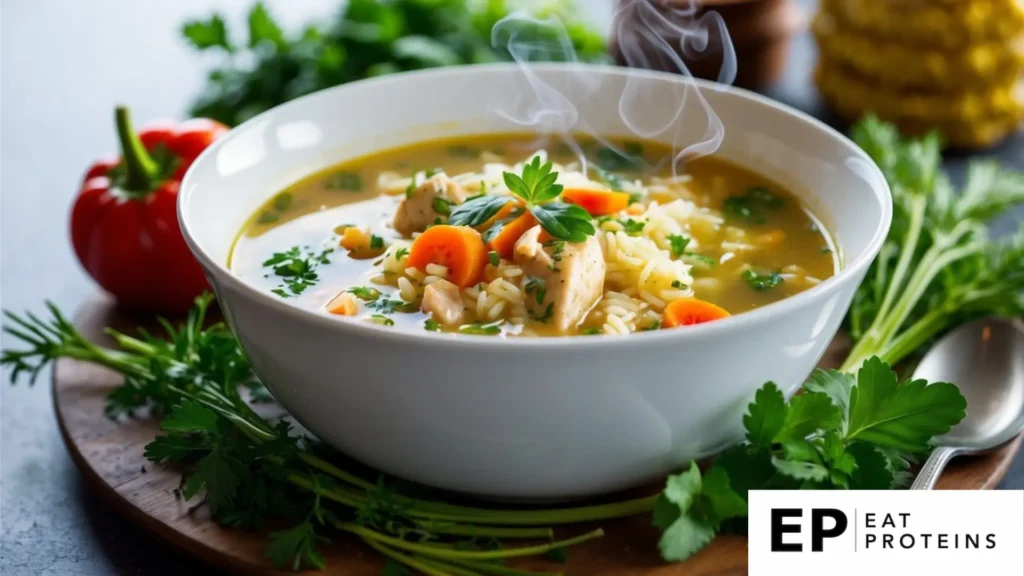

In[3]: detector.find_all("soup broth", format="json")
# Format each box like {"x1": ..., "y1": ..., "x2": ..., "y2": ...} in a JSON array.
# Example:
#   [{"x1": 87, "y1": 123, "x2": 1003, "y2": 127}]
[{"x1": 231, "y1": 135, "x2": 837, "y2": 337}]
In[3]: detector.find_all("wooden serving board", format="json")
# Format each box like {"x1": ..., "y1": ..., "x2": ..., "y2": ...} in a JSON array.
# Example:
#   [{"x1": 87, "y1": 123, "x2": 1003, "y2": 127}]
[{"x1": 54, "y1": 295, "x2": 1023, "y2": 575}]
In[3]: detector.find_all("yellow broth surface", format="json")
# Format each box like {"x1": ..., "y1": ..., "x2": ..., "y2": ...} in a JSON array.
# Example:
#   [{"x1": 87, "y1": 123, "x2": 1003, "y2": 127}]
[{"x1": 231, "y1": 134, "x2": 837, "y2": 336}]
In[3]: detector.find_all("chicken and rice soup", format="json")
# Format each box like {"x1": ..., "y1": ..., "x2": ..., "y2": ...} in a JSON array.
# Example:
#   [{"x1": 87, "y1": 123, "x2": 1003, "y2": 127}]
[{"x1": 230, "y1": 135, "x2": 837, "y2": 336}]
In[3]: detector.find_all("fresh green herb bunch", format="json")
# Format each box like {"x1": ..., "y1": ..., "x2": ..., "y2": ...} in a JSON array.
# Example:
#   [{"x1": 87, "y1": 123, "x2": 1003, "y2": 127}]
[
  {"x1": 183, "y1": 0, "x2": 610, "y2": 126},
  {"x1": 1, "y1": 295, "x2": 656, "y2": 573},
  {"x1": 654, "y1": 357, "x2": 966, "y2": 561},
  {"x1": 842, "y1": 116, "x2": 1024, "y2": 372}
]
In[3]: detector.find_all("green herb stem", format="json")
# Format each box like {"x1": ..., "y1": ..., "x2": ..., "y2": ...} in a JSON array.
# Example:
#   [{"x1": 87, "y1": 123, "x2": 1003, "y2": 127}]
[
  {"x1": 338, "y1": 522, "x2": 603, "y2": 561},
  {"x1": 297, "y1": 452, "x2": 377, "y2": 491},
  {"x1": 841, "y1": 223, "x2": 984, "y2": 372},
  {"x1": 454, "y1": 559, "x2": 561, "y2": 576},
  {"x1": 871, "y1": 193, "x2": 926, "y2": 327},
  {"x1": 414, "y1": 556, "x2": 489, "y2": 576},
  {"x1": 114, "y1": 105, "x2": 160, "y2": 194},
  {"x1": 362, "y1": 539, "x2": 454, "y2": 576}
]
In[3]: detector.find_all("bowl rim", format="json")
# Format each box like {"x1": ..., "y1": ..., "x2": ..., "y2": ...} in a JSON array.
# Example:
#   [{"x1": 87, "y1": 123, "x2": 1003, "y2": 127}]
[{"x1": 178, "y1": 62, "x2": 892, "y2": 351}]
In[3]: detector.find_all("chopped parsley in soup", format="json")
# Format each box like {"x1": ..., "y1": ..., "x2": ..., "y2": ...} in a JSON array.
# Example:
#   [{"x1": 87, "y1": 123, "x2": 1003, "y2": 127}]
[{"x1": 230, "y1": 135, "x2": 838, "y2": 336}]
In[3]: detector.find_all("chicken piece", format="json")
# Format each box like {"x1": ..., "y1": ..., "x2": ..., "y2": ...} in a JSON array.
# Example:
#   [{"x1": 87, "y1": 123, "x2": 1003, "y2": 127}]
[
  {"x1": 513, "y1": 226, "x2": 605, "y2": 333},
  {"x1": 421, "y1": 279, "x2": 465, "y2": 326},
  {"x1": 393, "y1": 173, "x2": 468, "y2": 237}
]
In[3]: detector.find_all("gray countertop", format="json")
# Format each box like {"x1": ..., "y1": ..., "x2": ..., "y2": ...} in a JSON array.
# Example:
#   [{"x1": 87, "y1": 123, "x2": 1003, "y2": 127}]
[{"x1": 1, "y1": 1, "x2": 1021, "y2": 574}]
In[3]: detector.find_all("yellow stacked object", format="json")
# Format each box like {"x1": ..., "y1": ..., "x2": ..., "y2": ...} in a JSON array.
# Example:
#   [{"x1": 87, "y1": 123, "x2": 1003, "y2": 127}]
[{"x1": 814, "y1": 0, "x2": 1024, "y2": 149}]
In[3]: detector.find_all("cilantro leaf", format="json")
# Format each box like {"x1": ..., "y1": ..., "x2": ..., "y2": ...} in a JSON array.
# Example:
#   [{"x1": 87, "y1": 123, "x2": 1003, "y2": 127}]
[
  {"x1": 530, "y1": 202, "x2": 595, "y2": 242},
  {"x1": 743, "y1": 382, "x2": 786, "y2": 449},
  {"x1": 503, "y1": 157, "x2": 562, "y2": 204},
  {"x1": 182, "y1": 14, "x2": 233, "y2": 51},
  {"x1": 654, "y1": 462, "x2": 743, "y2": 562},
  {"x1": 658, "y1": 513, "x2": 717, "y2": 562},
  {"x1": 161, "y1": 400, "x2": 219, "y2": 434},
  {"x1": 501, "y1": 158, "x2": 595, "y2": 241},
  {"x1": 771, "y1": 457, "x2": 829, "y2": 482},
  {"x1": 266, "y1": 521, "x2": 328, "y2": 571},
  {"x1": 845, "y1": 357, "x2": 967, "y2": 452},
  {"x1": 712, "y1": 446, "x2": 775, "y2": 499},
  {"x1": 846, "y1": 442, "x2": 895, "y2": 489},
  {"x1": 742, "y1": 269, "x2": 783, "y2": 291},
  {"x1": 774, "y1": 392, "x2": 842, "y2": 443},
  {"x1": 803, "y1": 369, "x2": 855, "y2": 426},
  {"x1": 247, "y1": 2, "x2": 286, "y2": 49},
  {"x1": 448, "y1": 196, "x2": 514, "y2": 227},
  {"x1": 184, "y1": 444, "x2": 244, "y2": 514},
  {"x1": 668, "y1": 234, "x2": 690, "y2": 258},
  {"x1": 144, "y1": 435, "x2": 209, "y2": 463},
  {"x1": 700, "y1": 467, "x2": 747, "y2": 521},
  {"x1": 723, "y1": 186, "x2": 783, "y2": 224}
]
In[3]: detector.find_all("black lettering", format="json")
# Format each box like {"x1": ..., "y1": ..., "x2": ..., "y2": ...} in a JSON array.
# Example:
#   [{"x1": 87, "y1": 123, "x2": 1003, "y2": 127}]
[
  {"x1": 771, "y1": 509, "x2": 803, "y2": 552},
  {"x1": 938, "y1": 534, "x2": 948, "y2": 549},
  {"x1": 966, "y1": 534, "x2": 979, "y2": 549},
  {"x1": 811, "y1": 509, "x2": 848, "y2": 552},
  {"x1": 921, "y1": 533, "x2": 932, "y2": 548},
  {"x1": 882, "y1": 513, "x2": 895, "y2": 528},
  {"x1": 899, "y1": 512, "x2": 910, "y2": 528},
  {"x1": 986, "y1": 534, "x2": 997, "y2": 549},
  {"x1": 865, "y1": 534, "x2": 876, "y2": 548},
  {"x1": 865, "y1": 513, "x2": 875, "y2": 528},
  {"x1": 883, "y1": 534, "x2": 894, "y2": 548},
  {"x1": 900, "y1": 534, "x2": 915, "y2": 549}
]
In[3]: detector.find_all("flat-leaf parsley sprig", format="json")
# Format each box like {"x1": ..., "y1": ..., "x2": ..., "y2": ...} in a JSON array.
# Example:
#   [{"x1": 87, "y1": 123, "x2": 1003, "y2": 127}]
[
  {"x1": 1, "y1": 294, "x2": 657, "y2": 574},
  {"x1": 504, "y1": 157, "x2": 596, "y2": 242},
  {"x1": 654, "y1": 356, "x2": 966, "y2": 562}
]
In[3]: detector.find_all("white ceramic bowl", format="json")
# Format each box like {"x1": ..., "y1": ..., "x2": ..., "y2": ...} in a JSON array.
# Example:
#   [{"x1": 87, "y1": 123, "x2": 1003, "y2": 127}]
[{"x1": 179, "y1": 64, "x2": 891, "y2": 499}]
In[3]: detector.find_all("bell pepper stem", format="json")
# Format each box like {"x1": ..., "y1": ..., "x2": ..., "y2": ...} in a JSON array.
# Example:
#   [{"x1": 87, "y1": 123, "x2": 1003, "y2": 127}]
[{"x1": 114, "y1": 105, "x2": 159, "y2": 192}]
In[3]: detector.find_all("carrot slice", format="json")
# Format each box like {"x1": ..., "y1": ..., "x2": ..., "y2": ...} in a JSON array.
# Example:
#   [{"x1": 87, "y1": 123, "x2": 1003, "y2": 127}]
[
  {"x1": 662, "y1": 298, "x2": 731, "y2": 328},
  {"x1": 486, "y1": 211, "x2": 537, "y2": 259},
  {"x1": 562, "y1": 188, "x2": 631, "y2": 216},
  {"x1": 407, "y1": 225, "x2": 488, "y2": 287}
]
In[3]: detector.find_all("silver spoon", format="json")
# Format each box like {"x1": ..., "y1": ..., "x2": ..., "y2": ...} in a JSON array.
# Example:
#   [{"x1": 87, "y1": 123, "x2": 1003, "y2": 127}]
[{"x1": 910, "y1": 317, "x2": 1024, "y2": 490}]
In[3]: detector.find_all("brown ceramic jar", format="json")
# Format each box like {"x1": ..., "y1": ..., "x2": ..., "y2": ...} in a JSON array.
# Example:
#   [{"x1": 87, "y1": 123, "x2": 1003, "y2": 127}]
[{"x1": 609, "y1": 0, "x2": 803, "y2": 89}]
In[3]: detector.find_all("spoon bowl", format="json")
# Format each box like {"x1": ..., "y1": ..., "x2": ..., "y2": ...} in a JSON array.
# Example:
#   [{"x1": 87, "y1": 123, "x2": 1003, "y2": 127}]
[{"x1": 910, "y1": 317, "x2": 1024, "y2": 489}]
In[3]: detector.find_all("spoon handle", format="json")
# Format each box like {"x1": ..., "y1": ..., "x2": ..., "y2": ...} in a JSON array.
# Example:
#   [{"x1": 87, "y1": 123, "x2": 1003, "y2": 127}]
[{"x1": 911, "y1": 446, "x2": 961, "y2": 490}]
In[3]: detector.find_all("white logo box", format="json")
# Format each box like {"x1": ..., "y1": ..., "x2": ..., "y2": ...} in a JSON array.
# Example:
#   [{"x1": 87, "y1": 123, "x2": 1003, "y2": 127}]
[{"x1": 748, "y1": 490, "x2": 1024, "y2": 575}]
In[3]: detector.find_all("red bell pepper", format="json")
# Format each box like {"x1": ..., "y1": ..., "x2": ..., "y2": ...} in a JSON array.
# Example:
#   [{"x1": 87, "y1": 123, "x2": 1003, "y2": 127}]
[{"x1": 70, "y1": 106, "x2": 229, "y2": 314}]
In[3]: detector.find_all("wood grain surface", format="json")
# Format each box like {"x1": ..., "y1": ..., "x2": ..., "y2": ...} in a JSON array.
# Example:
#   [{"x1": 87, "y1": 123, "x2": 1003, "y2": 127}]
[{"x1": 52, "y1": 295, "x2": 1023, "y2": 575}]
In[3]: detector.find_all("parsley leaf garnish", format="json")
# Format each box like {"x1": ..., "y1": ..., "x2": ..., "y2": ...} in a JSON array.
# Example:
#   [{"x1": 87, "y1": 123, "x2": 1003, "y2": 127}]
[
  {"x1": 523, "y1": 276, "x2": 546, "y2": 305},
  {"x1": 431, "y1": 197, "x2": 452, "y2": 216},
  {"x1": 668, "y1": 234, "x2": 690, "y2": 258},
  {"x1": 845, "y1": 356, "x2": 966, "y2": 452},
  {"x1": 448, "y1": 196, "x2": 514, "y2": 228},
  {"x1": 348, "y1": 286, "x2": 382, "y2": 301},
  {"x1": 487, "y1": 251, "x2": 500, "y2": 267},
  {"x1": 654, "y1": 356, "x2": 967, "y2": 562},
  {"x1": 325, "y1": 171, "x2": 362, "y2": 191},
  {"x1": 723, "y1": 186, "x2": 782, "y2": 224},
  {"x1": 502, "y1": 157, "x2": 596, "y2": 242},
  {"x1": 369, "y1": 314, "x2": 395, "y2": 327},
  {"x1": 423, "y1": 319, "x2": 441, "y2": 332},
  {"x1": 266, "y1": 521, "x2": 327, "y2": 571},
  {"x1": 742, "y1": 269, "x2": 783, "y2": 291},
  {"x1": 262, "y1": 246, "x2": 332, "y2": 297},
  {"x1": 620, "y1": 218, "x2": 645, "y2": 236}
]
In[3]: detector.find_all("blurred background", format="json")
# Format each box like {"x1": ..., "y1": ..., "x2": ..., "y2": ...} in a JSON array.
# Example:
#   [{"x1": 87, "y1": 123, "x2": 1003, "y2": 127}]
[{"x1": 1, "y1": 1, "x2": 1021, "y2": 574}]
